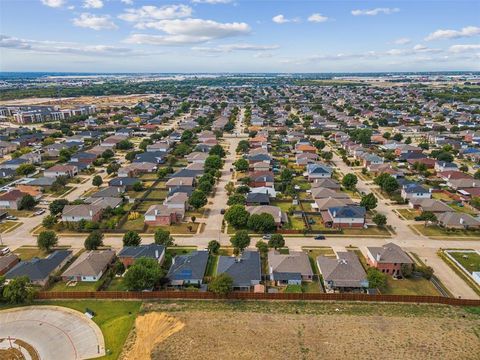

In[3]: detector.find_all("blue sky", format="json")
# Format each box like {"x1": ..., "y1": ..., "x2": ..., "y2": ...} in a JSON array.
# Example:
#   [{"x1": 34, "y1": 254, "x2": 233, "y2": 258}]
[{"x1": 0, "y1": 0, "x2": 479, "y2": 72}]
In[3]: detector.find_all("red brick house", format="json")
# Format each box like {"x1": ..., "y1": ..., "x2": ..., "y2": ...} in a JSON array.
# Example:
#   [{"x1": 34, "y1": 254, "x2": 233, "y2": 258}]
[
  {"x1": 0, "y1": 254, "x2": 20, "y2": 275},
  {"x1": 366, "y1": 243, "x2": 414, "y2": 277},
  {"x1": 144, "y1": 205, "x2": 183, "y2": 226}
]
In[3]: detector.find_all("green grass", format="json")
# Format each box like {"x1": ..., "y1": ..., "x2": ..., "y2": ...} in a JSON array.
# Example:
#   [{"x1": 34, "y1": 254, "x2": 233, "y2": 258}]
[
  {"x1": 449, "y1": 251, "x2": 480, "y2": 274},
  {"x1": 107, "y1": 277, "x2": 128, "y2": 291},
  {"x1": 284, "y1": 284, "x2": 302, "y2": 293},
  {"x1": 205, "y1": 255, "x2": 219, "y2": 277},
  {"x1": 120, "y1": 215, "x2": 145, "y2": 232},
  {"x1": 49, "y1": 280, "x2": 101, "y2": 292},
  {"x1": 396, "y1": 208, "x2": 420, "y2": 220},
  {"x1": 6, "y1": 209, "x2": 34, "y2": 217},
  {"x1": 0, "y1": 221, "x2": 22, "y2": 233},
  {"x1": 13, "y1": 246, "x2": 47, "y2": 260},
  {"x1": 37, "y1": 300, "x2": 141, "y2": 360},
  {"x1": 302, "y1": 247, "x2": 335, "y2": 275},
  {"x1": 166, "y1": 246, "x2": 197, "y2": 257},
  {"x1": 286, "y1": 215, "x2": 306, "y2": 230},
  {"x1": 382, "y1": 277, "x2": 440, "y2": 296},
  {"x1": 146, "y1": 189, "x2": 168, "y2": 200},
  {"x1": 448, "y1": 203, "x2": 478, "y2": 216},
  {"x1": 301, "y1": 281, "x2": 322, "y2": 293},
  {"x1": 412, "y1": 224, "x2": 480, "y2": 238},
  {"x1": 342, "y1": 226, "x2": 391, "y2": 236},
  {"x1": 146, "y1": 222, "x2": 199, "y2": 234}
]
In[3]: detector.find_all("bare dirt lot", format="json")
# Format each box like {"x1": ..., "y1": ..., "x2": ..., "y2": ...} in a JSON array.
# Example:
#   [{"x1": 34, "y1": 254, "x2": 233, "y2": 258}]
[{"x1": 140, "y1": 301, "x2": 480, "y2": 360}]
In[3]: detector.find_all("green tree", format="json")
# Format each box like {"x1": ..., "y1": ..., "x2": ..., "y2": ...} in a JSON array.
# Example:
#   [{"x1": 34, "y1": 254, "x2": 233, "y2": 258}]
[
  {"x1": 360, "y1": 193, "x2": 377, "y2": 210},
  {"x1": 256, "y1": 240, "x2": 269, "y2": 258},
  {"x1": 342, "y1": 173, "x2": 358, "y2": 190},
  {"x1": 474, "y1": 169, "x2": 480, "y2": 180},
  {"x1": 84, "y1": 230, "x2": 104, "y2": 250},
  {"x1": 208, "y1": 273, "x2": 233, "y2": 295},
  {"x1": 189, "y1": 190, "x2": 207, "y2": 209},
  {"x1": 37, "y1": 230, "x2": 58, "y2": 252},
  {"x1": 236, "y1": 140, "x2": 250, "y2": 154},
  {"x1": 247, "y1": 213, "x2": 276, "y2": 233},
  {"x1": 227, "y1": 194, "x2": 245, "y2": 206},
  {"x1": 116, "y1": 140, "x2": 134, "y2": 150},
  {"x1": 205, "y1": 155, "x2": 223, "y2": 170},
  {"x1": 106, "y1": 162, "x2": 121, "y2": 175},
  {"x1": 224, "y1": 205, "x2": 250, "y2": 228},
  {"x1": 92, "y1": 175, "x2": 103, "y2": 187},
  {"x1": 392, "y1": 133, "x2": 403, "y2": 142},
  {"x1": 2, "y1": 276, "x2": 35, "y2": 304},
  {"x1": 416, "y1": 211, "x2": 437, "y2": 227},
  {"x1": 230, "y1": 230, "x2": 251, "y2": 253},
  {"x1": 268, "y1": 234, "x2": 285, "y2": 249},
  {"x1": 16, "y1": 163, "x2": 36, "y2": 176},
  {"x1": 225, "y1": 181, "x2": 235, "y2": 196},
  {"x1": 123, "y1": 231, "x2": 141, "y2": 247},
  {"x1": 208, "y1": 240, "x2": 221, "y2": 255},
  {"x1": 367, "y1": 268, "x2": 387, "y2": 289},
  {"x1": 132, "y1": 181, "x2": 144, "y2": 192},
  {"x1": 102, "y1": 149, "x2": 114, "y2": 159},
  {"x1": 42, "y1": 214, "x2": 57, "y2": 229},
  {"x1": 49, "y1": 199, "x2": 69, "y2": 215},
  {"x1": 198, "y1": 180, "x2": 213, "y2": 194},
  {"x1": 124, "y1": 257, "x2": 164, "y2": 291},
  {"x1": 154, "y1": 229, "x2": 174, "y2": 246},
  {"x1": 233, "y1": 158, "x2": 249, "y2": 172},
  {"x1": 18, "y1": 194, "x2": 36, "y2": 210},
  {"x1": 209, "y1": 144, "x2": 226, "y2": 158},
  {"x1": 372, "y1": 213, "x2": 387, "y2": 227}
]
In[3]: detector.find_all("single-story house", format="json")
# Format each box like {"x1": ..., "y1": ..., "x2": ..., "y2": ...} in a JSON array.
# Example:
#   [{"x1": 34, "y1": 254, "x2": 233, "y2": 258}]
[
  {"x1": 268, "y1": 250, "x2": 313, "y2": 285},
  {"x1": 118, "y1": 243, "x2": 165, "y2": 268},
  {"x1": 0, "y1": 253, "x2": 20, "y2": 276},
  {"x1": 144, "y1": 204, "x2": 183, "y2": 226},
  {"x1": 44, "y1": 164, "x2": 78, "y2": 178},
  {"x1": 217, "y1": 251, "x2": 262, "y2": 291},
  {"x1": 322, "y1": 206, "x2": 366, "y2": 228},
  {"x1": 62, "y1": 250, "x2": 116, "y2": 282},
  {"x1": 0, "y1": 190, "x2": 26, "y2": 210},
  {"x1": 6, "y1": 250, "x2": 73, "y2": 286},
  {"x1": 316, "y1": 252, "x2": 368, "y2": 293},
  {"x1": 166, "y1": 250, "x2": 209, "y2": 286},
  {"x1": 437, "y1": 212, "x2": 480, "y2": 230},
  {"x1": 246, "y1": 205, "x2": 288, "y2": 228}
]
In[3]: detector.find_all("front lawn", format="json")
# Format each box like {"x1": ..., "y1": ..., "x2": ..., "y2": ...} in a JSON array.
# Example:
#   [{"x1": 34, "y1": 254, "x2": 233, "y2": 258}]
[
  {"x1": 146, "y1": 222, "x2": 199, "y2": 234},
  {"x1": 396, "y1": 208, "x2": 420, "y2": 220},
  {"x1": 412, "y1": 224, "x2": 480, "y2": 238},
  {"x1": 14, "y1": 246, "x2": 47, "y2": 260},
  {"x1": 449, "y1": 251, "x2": 480, "y2": 274},
  {"x1": 382, "y1": 276, "x2": 440, "y2": 296},
  {"x1": 341, "y1": 226, "x2": 391, "y2": 236}
]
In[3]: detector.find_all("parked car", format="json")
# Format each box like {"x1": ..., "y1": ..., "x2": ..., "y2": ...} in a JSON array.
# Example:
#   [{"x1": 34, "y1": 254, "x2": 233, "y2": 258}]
[
  {"x1": 262, "y1": 234, "x2": 272, "y2": 240},
  {"x1": 314, "y1": 235, "x2": 326, "y2": 240},
  {"x1": 6, "y1": 215, "x2": 17, "y2": 221},
  {"x1": 0, "y1": 247, "x2": 11, "y2": 256},
  {"x1": 220, "y1": 208, "x2": 226, "y2": 214},
  {"x1": 34, "y1": 209, "x2": 46, "y2": 216}
]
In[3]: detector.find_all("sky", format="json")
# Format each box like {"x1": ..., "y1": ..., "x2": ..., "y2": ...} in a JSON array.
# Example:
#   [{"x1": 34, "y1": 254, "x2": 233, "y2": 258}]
[{"x1": 0, "y1": 0, "x2": 479, "y2": 73}]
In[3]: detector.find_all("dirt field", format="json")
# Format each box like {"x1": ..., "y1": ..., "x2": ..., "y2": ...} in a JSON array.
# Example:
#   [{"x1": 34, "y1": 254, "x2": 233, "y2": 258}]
[
  {"x1": 139, "y1": 301, "x2": 480, "y2": 360},
  {"x1": 0, "y1": 94, "x2": 152, "y2": 108}
]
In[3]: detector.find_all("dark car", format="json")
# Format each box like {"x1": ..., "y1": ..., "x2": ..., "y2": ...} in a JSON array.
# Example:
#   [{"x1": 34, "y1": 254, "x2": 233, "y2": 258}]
[
  {"x1": 220, "y1": 208, "x2": 226, "y2": 214},
  {"x1": 314, "y1": 235, "x2": 326, "y2": 240}
]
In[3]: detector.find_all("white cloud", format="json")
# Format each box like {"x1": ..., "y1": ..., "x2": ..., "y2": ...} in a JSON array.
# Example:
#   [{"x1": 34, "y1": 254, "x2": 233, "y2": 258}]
[
  {"x1": 393, "y1": 37, "x2": 411, "y2": 45},
  {"x1": 83, "y1": 0, "x2": 103, "y2": 9},
  {"x1": 41, "y1": 0, "x2": 65, "y2": 8},
  {"x1": 308, "y1": 13, "x2": 328, "y2": 23},
  {"x1": 193, "y1": 43, "x2": 279, "y2": 53},
  {"x1": 191, "y1": 0, "x2": 232, "y2": 3},
  {"x1": 121, "y1": 0, "x2": 133, "y2": 4},
  {"x1": 118, "y1": 5, "x2": 193, "y2": 22},
  {"x1": 272, "y1": 14, "x2": 299, "y2": 24},
  {"x1": 425, "y1": 26, "x2": 480, "y2": 41},
  {"x1": 0, "y1": 34, "x2": 131, "y2": 56},
  {"x1": 449, "y1": 44, "x2": 480, "y2": 53},
  {"x1": 124, "y1": 19, "x2": 250, "y2": 45},
  {"x1": 351, "y1": 8, "x2": 399, "y2": 16},
  {"x1": 73, "y1": 13, "x2": 118, "y2": 30}
]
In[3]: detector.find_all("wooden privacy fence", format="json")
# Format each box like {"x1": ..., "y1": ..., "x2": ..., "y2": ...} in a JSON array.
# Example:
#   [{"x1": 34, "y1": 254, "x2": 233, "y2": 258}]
[{"x1": 36, "y1": 291, "x2": 480, "y2": 306}]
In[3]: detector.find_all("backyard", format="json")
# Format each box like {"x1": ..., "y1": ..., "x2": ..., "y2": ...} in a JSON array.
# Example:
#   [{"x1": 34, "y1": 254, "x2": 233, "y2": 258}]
[
  {"x1": 449, "y1": 251, "x2": 480, "y2": 274},
  {"x1": 382, "y1": 277, "x2": 440, "y2": 296}
]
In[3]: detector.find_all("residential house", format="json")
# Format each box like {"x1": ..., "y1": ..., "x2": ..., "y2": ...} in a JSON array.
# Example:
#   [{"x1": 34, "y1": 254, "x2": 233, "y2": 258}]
[
  {"x1": 44, "y1": 164, "x2": 78, "y2": 178},
  {"x1": 61, "y1": 204, "x2": 104, "y2": 222},
  {"x1": 0, "y1": 190, "x2": 26, "y2": 210},
  {"x1": 217, "y1": 251, "x2": 262, "y2": 291},
  {"x1": 118, "y1": 243, "x2": 165, "y2": 268},
  {"x1": 435, "y1": 161, "x2": 458, "y2": 172},
  {"x1": 401, "y1": 183, "x2": 432, "y2": 202},
  {"x1": 304, "y1": 163, "x2": 332, "y2": 181},
  {"x1": 166, "y1": 177, "x2": 194, "y2": 195},
  {"x1": 366, "y1": 243, "x2": 414, "y2": 277},
  {"x1": 246, "y1": 192, "x2": 270, "y2": 205},
  {"x1": 249, "y1": 171, "x2": 275, "y2": 188},
  {"x1": 316, "y1": 252, "x2": 369, "y2": 293},
  {"x1": 166, "y1": 250, "x2": 209, "y2": 286},
  {"x1": 61, "y1": 250, "x2": 116, "y2": 282},
  {"x1": 268, "y1": 250, "x2": 313, "y2": 285},
  {"x1": 323, "y1": 206, "x2": 366, "y2": 228},
  {"x1": 5, "y1": 250, "x2": 72, "y2": 286},
  {"x1": 0, "y1": 254, "x2": 20, "y2": 276},
  {"x1": 144, "y1": 204, "x2": 183, "y2": 226},
  {"x1": 410, "y1": 198, "x2": 452, "y2": 213},
  {"x1": 246, "y1": 205, "x2": 288, "y2": 228},
  {"x1": 437, "y1": 212, "x2": 480, "y2": 230}
]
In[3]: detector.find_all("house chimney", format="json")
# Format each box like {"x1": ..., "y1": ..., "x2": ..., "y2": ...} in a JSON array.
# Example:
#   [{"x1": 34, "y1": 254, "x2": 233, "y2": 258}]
[
  {"x1": 89, "y1": 210, "x2": 93, "y2": 217},
  {"x1": 460, "y1": 217, "x2": 464, "y2": 225},
  {"x1": 333, "y1": 210, "x2": 337, "y2": 217},
  {"x1": 155, "y1": 209, "x2": 158, "y2": 216},
  {"x1": 376, "y1": 253, "x2": 381, "y2": 262},
  {"x1": 155, "y1": 250, "x2": 159, "y2": 258},
  {"x1": 120, "y1": 180, "x2": 123, "y2": 186}
]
